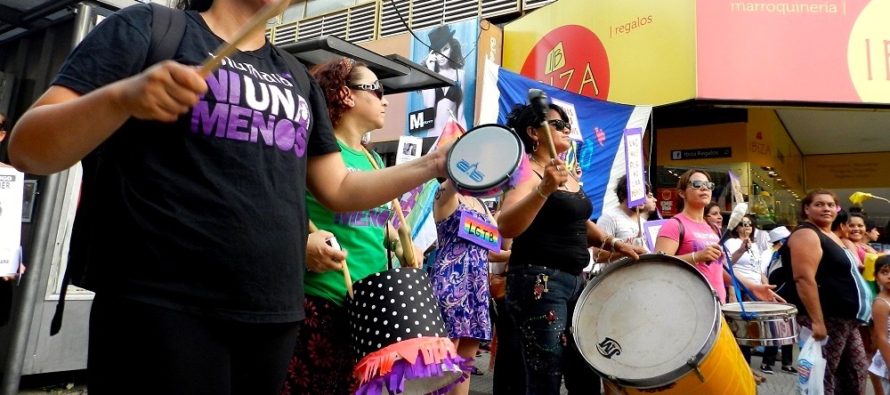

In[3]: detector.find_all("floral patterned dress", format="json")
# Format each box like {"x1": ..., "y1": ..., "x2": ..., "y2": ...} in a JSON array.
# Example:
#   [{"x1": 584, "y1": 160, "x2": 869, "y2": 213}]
[{"x1": 430, "y1": 201, "x2": 492, "y2": 340}]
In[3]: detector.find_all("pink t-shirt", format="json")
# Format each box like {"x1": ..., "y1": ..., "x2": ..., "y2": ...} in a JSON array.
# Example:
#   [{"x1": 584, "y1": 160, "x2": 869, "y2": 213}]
[{"x1": 657, "y1": 213, "x2": 725, "y2": 303}]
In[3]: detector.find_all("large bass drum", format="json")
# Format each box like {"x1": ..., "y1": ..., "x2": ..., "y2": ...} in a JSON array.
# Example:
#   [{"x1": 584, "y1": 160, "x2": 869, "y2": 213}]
[{"x1": 572, "y1": 254, "x2": 754, "y2": 394}]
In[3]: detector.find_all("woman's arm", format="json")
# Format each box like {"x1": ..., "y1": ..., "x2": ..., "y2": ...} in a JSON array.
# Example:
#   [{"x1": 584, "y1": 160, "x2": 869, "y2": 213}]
[
  {"x1": 497, "y1": 159, "x2": 567, "y2": 238},
  {"x1": 306, "y1": 147, "x2": 447, "y2": 212},
  {"x1": 433, "y1": 180, "x2": 458, "y2": 223},
  {"x1": 10, "y1": 62, "x2": 207, "y2": 174},
  {"x1": 790, "y1": 229, "x2": 827, "y2": 340},
  {"x1": 873, "y1": 298, "x2": 890, "y2": 369}
]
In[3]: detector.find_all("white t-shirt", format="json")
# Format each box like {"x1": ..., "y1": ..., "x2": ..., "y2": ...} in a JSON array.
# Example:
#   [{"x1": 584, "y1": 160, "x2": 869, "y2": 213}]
[
  {"x1": 597, "y1": 208, "x2": 649, "y2": 252},
  {"x1": 724, "y1": 238, "x2": 764, "y2": 284}
]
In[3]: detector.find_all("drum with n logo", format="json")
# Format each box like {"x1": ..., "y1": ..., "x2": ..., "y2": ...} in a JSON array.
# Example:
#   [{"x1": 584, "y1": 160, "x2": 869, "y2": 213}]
[
  {"x1": 446, "y1": 124, "x2": 524, "y2": 197},
  {"x1": 572, "y1": 254, "x2": 755, "y2": 394}
]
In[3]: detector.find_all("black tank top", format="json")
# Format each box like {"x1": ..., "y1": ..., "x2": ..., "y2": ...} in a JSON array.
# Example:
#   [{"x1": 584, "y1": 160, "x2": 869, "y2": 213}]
[
  {"x1": 778, "y1": 222, "x2": 863, "y2": 320},
  {"x1": 509, "y1": 186, "x2": 593, "y2": 275}
]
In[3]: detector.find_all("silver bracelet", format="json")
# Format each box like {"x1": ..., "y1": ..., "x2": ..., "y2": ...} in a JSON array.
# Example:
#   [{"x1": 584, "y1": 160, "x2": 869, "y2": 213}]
[
  {"x1": 533, "y1": 185, "x2": 548, "y2": 200},
  {"x1": 691, "y1": 251, "x2": 697, "y2": 263}
]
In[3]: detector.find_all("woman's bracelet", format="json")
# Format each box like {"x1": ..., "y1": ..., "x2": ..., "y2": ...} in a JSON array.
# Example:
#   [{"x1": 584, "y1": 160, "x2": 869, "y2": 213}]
[
  {"x1": 610, "y1": 238, "x2": 620, "y2": 251},
  {"x1": 691, "y1": 251, "x2": 697, "y2": 263},
  {"x1": 533, "y1": 185, "x2": 549, "y2": 200}
]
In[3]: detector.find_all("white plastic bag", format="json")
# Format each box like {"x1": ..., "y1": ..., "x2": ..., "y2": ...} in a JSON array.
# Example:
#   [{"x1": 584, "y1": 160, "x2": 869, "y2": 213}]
[{"x1": 798, "y1": 327, "x2": 827, "y2": 395}]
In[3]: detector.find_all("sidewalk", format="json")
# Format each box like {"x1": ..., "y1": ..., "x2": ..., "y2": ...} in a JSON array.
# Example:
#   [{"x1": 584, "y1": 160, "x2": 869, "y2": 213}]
[{"x1": 467, "y1": 348, "x2": 877, "y2": 395}]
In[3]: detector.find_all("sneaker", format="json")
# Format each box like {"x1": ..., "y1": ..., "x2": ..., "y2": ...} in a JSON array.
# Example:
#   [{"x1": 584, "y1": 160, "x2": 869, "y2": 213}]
[
  {"x1": 780, "y1": 365, "x2": 796, "y2": 374},
  {"x1": 760, "y1": 364, "x2": 775, "y2": 375}
]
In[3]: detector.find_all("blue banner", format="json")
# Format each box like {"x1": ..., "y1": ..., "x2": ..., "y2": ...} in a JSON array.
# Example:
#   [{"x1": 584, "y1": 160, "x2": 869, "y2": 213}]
[{"x1": 493, "y1": 67, "x2": 650, "y2": 219}]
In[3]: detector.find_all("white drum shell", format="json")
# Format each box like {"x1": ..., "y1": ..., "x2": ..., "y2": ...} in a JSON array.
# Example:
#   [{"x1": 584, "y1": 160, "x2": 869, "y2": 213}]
[
  {"x1": 572, "y1": 254, "x2": 721, "y2": 388},
  {"x1": 722, "y1": 302, "x2": 799, "y2": 347}
]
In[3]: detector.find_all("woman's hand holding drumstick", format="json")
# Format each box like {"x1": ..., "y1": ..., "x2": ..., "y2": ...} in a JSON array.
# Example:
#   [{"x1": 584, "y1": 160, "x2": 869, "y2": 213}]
[{"x1": 308, "y1": 221, "x2": 354, "y2": 298}]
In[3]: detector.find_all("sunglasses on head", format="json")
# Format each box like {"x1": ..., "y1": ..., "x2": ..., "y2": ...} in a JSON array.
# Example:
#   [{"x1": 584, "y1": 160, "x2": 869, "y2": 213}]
[
  {"x1": 689, "y1": 180, "x2": 716, "y2": 191},
  {"x1": 348, "y1": 81, "x2": 384, "y2": 100},
  {"x1": 547, "y1": 119, "x2": 571, "y2": 133}
]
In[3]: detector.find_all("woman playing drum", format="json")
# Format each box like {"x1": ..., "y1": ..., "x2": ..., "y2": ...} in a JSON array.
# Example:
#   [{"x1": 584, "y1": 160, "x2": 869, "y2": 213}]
[
  {"x1": 281, "y1": 58, "x2": 420, "y2": 395},
  {"x1": 496, "y1": 103, "x2": 643, "y2": 395}
]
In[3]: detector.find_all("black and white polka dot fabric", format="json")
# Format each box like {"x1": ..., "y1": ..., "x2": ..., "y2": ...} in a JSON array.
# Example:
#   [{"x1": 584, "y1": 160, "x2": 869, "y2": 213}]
[{"x1": 347, "y1": 267, "x2": 447, "y2": 358}]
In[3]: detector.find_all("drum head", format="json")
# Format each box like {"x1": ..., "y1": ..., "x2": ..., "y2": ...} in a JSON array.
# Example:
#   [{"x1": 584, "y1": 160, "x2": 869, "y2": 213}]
[
  {"x1": 573, "y1": 254, "x2": 721, "y2": 388},
  {"x1": 446, "y1": 124, "x2": 522, "y2": 192},
  {"x1": 722, "y1": 302, "x2": 797, "y2": 315}
]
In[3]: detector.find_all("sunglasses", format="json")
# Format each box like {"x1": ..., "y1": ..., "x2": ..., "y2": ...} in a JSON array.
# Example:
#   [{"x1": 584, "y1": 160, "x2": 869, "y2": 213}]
[
  {"x1": 547, "y1": 119, "x2": 571, "y2": 133},
  {"x1": 348, "y1": 81, "x2": 384, "y2": 100},
  {"x1": 739, "y1": 222, "x2": 753, "y2": 227},
  {"x1": 689, "y1": 180, "x2": 716, "y2": 191}
]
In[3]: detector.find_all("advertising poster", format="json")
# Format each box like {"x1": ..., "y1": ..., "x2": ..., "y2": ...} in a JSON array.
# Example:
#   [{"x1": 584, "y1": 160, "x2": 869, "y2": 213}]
[
  {"x1": 408, "y1": 20, "x2": 479, "y2": 138},
  {"x1": 0, "y1": 167, "x2": 23, "y2": 276}
]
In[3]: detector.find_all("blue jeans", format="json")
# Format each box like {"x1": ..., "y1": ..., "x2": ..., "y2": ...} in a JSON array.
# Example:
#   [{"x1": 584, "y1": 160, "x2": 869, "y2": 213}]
[{"x1": 506, "y1": 265, "x2": 600, "y2": 395}]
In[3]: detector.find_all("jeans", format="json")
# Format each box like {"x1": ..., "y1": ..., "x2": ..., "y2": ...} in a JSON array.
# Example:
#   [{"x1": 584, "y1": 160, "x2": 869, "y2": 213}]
[{"x1": 506, "y1": 265, "x2": 600, "y2": 395}]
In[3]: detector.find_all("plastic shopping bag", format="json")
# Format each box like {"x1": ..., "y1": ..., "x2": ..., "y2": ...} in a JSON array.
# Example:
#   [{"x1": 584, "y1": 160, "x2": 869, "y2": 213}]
[{"x1": 798, "y1": 327, "x2": 827, "y2": 395}]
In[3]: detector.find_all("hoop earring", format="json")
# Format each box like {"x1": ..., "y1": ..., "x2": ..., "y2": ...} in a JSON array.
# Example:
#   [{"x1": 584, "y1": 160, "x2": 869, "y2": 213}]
[{"x1": 532, "y1": 141, "x2": 538, "y2": 152}]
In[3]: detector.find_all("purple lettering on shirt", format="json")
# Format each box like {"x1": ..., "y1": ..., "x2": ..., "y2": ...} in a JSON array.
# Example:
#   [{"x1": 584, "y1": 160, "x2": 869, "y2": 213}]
[
  {"x1": 273, "y1": 119, "x2": 296, "y2": 151},
  {"x1": 191, "y1": 101, "x2": 229, "y2": 136},
  {"x1": 251, "y1": 110, "x2": 275, "y2": 145},
  {"x1": 226, "y1": 105, "x2": 251, "y2": 141},
  {"x1": 205, "y1": 69, "x2": 228, "y2": 103}
]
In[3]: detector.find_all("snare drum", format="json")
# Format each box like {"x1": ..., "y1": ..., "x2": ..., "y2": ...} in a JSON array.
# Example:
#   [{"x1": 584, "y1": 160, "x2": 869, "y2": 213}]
[
  {"x1": 573, "y1": 254, "x2": 754, "y2": 394},
  {"x1": 446, "y1": 124, "x2": 523, "y2": 197},
  {"x1": 722, "y1": 302, "x2": 799, "y2": 347}
]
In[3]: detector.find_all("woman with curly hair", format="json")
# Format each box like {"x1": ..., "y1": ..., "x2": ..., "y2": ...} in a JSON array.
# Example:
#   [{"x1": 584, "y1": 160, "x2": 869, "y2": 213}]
[{"x1": 280, "y1": 57, "x2": 414, "y2": 395}]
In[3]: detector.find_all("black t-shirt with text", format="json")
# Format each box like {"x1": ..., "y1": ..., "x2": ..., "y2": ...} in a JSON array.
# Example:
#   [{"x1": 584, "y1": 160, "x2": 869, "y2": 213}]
[{"x1": 53, "y1": 5, "x2": 339, "y2": 323}]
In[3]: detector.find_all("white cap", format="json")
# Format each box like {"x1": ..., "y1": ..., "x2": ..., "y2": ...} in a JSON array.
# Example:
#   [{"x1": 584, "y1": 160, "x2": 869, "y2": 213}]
[{"x1": 768, "y1": 226, "x2": 791, "y2": 243}]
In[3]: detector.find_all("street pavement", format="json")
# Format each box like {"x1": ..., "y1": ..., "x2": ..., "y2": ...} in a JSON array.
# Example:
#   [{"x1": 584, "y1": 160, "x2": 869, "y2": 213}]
[
  {"x1": 14, "y1": 348, "x2": 878, "y2": 394},
  {"x1": 467, "y1": 347, "x2": 877, "y2": 395}
]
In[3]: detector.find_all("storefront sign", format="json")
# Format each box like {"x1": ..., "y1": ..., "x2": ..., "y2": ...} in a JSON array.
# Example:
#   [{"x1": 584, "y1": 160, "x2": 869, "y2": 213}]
[
  {"x1": 697, "y1": 0, "x2": 890, "y2": 104},
  {"x1": 503, "y1": 0, "x2": 696, "y2": 106},
  {"x1": 670, "y1": 147, "x2": 732, "y2": 160}
]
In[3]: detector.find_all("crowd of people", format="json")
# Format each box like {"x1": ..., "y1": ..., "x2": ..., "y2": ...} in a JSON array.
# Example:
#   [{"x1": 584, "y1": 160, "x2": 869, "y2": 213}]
[{"x1": 3, "y1": 1, "x2": 890, "y2": 395}]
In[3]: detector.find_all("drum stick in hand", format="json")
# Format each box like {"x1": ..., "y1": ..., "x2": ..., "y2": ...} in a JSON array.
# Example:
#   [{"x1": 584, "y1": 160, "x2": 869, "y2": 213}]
[
  {"x1": 527, "y1": 89, "x2": 558, "y2": 160},
  {"x1": 308, "y1": 220, "x2": 353, "y2": 298},
  {"x1": 198, "y1": 0, "x2": 291, "y2": 77},
  {"x1": 391, "y1": 199, "x2": 419, "y2": 268},
  {"x1": 358, "y1": 147, "x2": 420, "y2": 268}
]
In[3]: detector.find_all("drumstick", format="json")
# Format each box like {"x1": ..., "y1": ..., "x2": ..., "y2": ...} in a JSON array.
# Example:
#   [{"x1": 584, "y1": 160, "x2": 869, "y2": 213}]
[
  {"x1": 527, "y1": 89, "x2": 558, "y2": 160},
  {"x1": 391, "y1": 199, "x2": 420, "y2": 268},
  {"x1": 360, "y1": 147, "x2": 420, "y2": 269},
  {"x1": 197, "y1": 0, "x2": 291, "y2": 77},
  {"x1": 308, "y1": 220, "x2": 354, "y2": 299}
]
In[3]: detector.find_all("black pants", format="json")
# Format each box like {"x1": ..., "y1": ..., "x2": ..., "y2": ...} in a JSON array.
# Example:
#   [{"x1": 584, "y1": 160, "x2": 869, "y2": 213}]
[
  {"x1": 88, "y1": 294, "x2": 300, "y2": 395},
  {"x1": 762, "y1": 344, "x2": 794, "y2": 367}
]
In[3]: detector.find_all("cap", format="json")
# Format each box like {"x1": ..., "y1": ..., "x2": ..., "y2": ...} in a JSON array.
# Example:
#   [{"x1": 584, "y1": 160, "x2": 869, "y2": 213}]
[{"x1": 768, "y1": 226, "x2": 791, "y2": 243}]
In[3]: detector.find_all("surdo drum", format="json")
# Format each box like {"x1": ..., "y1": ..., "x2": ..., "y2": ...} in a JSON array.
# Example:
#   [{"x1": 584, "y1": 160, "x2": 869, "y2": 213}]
[
  {"x1": 446, "y1": 124, "x2": 523, "y2": 197},
  {"x1": 572, "y1": 254, "x2": 755, "y2": 394},
  {"x1": 722, "y1": 302, "x2": 799, "y2": 347}
]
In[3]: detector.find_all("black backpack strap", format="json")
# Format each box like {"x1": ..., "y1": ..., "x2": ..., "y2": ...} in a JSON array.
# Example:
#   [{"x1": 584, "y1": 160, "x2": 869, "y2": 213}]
[
  {"x1": 146, "y1": 3, "x2": 187, "y2": 67},
  {"x1": 53, "y1": 4, "x2": 186, "y2": 337}
]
